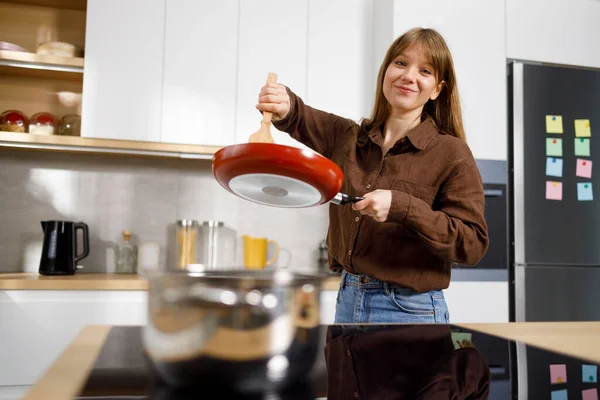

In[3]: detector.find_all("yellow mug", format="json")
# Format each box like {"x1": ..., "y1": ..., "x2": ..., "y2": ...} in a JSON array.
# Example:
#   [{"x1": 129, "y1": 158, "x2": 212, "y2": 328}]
[{"x1": 242, "y1": 235, "x2": 280, "y2": 269}]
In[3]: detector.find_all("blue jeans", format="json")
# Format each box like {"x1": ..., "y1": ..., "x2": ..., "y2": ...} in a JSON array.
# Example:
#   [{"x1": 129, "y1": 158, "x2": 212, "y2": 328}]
[{"x1": 334, "y1": 270, "x2": 450, "y2": 323}]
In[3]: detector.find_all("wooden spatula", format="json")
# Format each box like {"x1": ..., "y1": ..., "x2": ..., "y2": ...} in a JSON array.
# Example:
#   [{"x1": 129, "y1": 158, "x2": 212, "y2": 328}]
[{"x1": 249, "y1": 72, "x2": 278, "y2": 143}]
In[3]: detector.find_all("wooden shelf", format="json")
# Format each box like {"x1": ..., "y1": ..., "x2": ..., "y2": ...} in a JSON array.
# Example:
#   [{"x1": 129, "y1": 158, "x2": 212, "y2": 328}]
[
  {"x1": 1, "y1": 0, "x2": 86, "y2": 11},
  {"x1": 0, "y1": 272, "x2": 342, "y2": 291},
  {"x1": 0, "y1": 50, "x2": 83, "y2": 81},
  {"x1": 0, "y1": 130, "x2": 222, "y2": 159}
]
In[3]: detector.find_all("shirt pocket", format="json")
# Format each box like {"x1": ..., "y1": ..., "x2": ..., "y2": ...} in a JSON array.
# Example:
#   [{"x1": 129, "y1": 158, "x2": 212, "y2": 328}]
[{"x1": 391, "y1": 179, "x2": 438, "y2": 208}]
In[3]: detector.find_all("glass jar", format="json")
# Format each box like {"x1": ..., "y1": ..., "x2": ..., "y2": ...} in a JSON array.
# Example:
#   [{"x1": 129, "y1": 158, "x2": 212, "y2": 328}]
[
  {"x1": 117, "y1": 230, "x2": 137, "y2": 274},
  {"x1": 176, "y1": 220, "x2": 199, "y2": 270},
  {"x1": 58, "y1": 114, "x2": 81, "y2": 136},
  {"x1": 196, "y1": 221, "x2": 238, "y2": 270},
  {"x1": 0, "y1": 109, "x2": 28, "y2": 133},
  {"x1": 29, "y1": 112, "x2": 56, "y2": 135}
]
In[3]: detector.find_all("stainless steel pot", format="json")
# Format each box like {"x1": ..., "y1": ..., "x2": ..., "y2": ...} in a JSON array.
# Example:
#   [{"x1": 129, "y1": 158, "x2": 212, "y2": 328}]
[{"x1": 142, "y1": 269, "x2": 329, "y2": 393}]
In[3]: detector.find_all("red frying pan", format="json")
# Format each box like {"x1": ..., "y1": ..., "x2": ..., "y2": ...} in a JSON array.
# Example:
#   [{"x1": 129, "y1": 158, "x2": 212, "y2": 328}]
[{"x1": 212, "y1": 73, "x2": 364, "y2": 208}]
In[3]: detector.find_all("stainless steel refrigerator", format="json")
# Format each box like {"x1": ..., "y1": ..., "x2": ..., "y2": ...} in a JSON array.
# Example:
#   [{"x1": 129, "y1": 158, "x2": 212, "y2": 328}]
[{"x1": 508, "y1": 60, "x2": 600, "y2": 398}]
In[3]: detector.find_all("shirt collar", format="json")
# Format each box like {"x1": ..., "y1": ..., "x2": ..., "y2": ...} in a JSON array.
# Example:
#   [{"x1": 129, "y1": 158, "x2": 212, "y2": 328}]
[{"x1": 405, "y1": 118, "x2": 439, "y2": 151}]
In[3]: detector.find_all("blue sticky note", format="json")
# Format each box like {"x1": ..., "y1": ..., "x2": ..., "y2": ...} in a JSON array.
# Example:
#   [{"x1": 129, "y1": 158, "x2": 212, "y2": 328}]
[
  {"x1": 551, "y1": 389, "x2": 568, "y2": 400},
  {"x1": 546, "y1": 157, "x2": 563, "y2": 177},
  {"x1": 583, "y1": 365, "x2": 597, "y2": 382},
  {"x1": 577, "y1": 182, "x2": 594, "y2": 201}
]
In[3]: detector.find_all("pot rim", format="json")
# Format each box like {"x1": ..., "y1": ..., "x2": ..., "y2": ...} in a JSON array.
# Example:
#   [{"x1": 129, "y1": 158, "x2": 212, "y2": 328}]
[{"x1": 145, "y1": 268, "x2": 333, "y2": 288}]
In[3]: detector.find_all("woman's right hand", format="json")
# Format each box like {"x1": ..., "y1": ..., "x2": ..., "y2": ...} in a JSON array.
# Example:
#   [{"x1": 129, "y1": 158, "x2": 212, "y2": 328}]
[{"x1": 256, "y1": 83, "x2": 290, "y2": 121}]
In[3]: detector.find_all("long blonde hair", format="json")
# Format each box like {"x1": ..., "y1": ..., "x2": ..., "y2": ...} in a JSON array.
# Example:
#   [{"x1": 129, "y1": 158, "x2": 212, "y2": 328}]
[{"x1": 365, "y1": 28, "x2": 466, "y2": 141}]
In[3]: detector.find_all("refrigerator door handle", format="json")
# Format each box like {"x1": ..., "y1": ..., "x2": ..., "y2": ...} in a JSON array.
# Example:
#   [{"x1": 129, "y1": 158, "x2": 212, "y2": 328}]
[{"x1": 484, "y1": 189, "x2": 504, "y2": 197}]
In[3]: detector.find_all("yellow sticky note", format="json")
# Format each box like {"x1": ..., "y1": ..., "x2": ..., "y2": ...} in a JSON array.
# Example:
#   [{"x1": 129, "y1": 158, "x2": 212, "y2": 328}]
[
  {"x1": 546, "y1": 115, "x2": 563, "y2": 134},
  {"x1": 575, "y1": 119, "x2": 591, "y2": 137}
]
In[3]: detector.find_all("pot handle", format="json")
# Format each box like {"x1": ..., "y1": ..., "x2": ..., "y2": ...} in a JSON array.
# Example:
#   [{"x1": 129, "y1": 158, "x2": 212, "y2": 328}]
[{"x1": 163, "y1": 285, "x2": 278, "y2": 311}]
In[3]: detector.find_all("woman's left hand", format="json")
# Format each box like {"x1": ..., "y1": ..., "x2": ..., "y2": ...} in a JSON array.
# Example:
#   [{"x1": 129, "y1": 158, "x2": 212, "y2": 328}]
[{"x1": 352, "y1": 190, "x2": 392, "y2": 222}]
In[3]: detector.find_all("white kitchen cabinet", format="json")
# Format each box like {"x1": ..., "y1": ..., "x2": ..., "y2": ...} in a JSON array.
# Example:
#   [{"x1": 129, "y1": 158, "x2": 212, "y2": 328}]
[
  {"x1": 375, "y1": 0, "x2": 507, "y2": 161},
  {"x1": 306, "y1": 0, "x2": 373, "y2": 122},
  {"x1": 0, "y1": 290, "x2": 147, "y2": 386},
  {"x1": 507, "y1": 0, "x2": 600, "y2": 69},
  {"x1": 161, "y1": 0, "x2": 239, "y2": 146},
  {"x1": 234, "y1": 0, "x2": 310, "y2": 149},
  {"x1": 80, "y1": 0, "x2": 165, "y2": 142}
]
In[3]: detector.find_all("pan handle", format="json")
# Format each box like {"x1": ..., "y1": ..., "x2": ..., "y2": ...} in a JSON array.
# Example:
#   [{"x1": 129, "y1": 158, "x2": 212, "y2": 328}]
[
  {"x1": 261, "y1": 72, "x2": 278, "y2": 125},
  {"x1": 330, "y1": 192, "x2": 365, "y2": 205}
]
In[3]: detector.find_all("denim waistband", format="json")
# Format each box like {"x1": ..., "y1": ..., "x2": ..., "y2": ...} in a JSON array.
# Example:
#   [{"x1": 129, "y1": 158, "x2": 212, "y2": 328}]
[{"x1": 340, "y1": 270, "x2": 387, "y2": 289}]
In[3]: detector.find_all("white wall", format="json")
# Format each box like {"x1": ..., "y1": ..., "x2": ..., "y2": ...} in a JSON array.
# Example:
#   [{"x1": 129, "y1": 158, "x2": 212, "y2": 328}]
[{"x1": 507, "y1": 0, "x2": 600, "y2": 69}]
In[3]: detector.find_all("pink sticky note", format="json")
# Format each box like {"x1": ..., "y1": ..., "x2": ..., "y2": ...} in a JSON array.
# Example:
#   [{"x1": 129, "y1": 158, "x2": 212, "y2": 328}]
[
  {"x1": 583, "y1": 388, "x2": 598, "y2": 400},
  {"x1": 550, "y1": 364, "x2": 567, "y2": 383},
  {"x1": 546, "y1": 182, "x2": 563, "y2": 201},
  {"x1": 576, "y1": 158, "x2": 593, "y2": 178}
]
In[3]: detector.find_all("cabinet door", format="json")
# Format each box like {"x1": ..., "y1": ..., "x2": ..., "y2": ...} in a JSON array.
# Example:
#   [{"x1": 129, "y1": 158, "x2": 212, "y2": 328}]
[
  {"x1": 81, "y1": 0, "x2": 165, "y2": 142},
  {"x1": 235, "y1": 0, "x2": 309, "y2": 149},
  {"x1": 307, "y1": 0, "x2": 372, "y2": 122},
  {"x1": 507, "y1": 0, "x2": 600, "y2": 69},
  {"x1": 382, "y1": 0, "x2": 506, "y2": 161},
  {"x1": 161, "y1": 0, "x2": 239, "y2": 146}
]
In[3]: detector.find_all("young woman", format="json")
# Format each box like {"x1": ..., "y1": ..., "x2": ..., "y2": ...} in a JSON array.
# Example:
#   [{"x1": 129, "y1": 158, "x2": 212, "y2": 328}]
[{"x1": 256, "y1": 27, "x2": 489, "y2": 324}]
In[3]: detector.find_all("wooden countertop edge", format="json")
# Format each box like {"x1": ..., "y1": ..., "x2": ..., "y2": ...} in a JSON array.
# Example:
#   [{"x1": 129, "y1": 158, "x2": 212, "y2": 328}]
[
  {"x1": 0, "y1": 273, "x2": 342, "y2": 291},
  {"x1": 456, "y1": 322, "x2": 600, "y2": 364},
  {"x1": 23, "y1": 325, "x2": 112, "y2": 400}
]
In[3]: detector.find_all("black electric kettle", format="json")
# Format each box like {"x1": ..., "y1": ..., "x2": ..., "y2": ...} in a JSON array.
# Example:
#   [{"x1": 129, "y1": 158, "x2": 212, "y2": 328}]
[{"x1": 39, "y1": 220, "x2": 90, "y2": 275}]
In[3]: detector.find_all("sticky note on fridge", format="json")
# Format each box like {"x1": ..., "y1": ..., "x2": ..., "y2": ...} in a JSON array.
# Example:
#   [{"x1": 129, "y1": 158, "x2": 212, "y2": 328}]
[
  {"x1": 582, "y1": 364, "x2": 597, "y2": 382},
  {"x1": 546, "y1": 182, "x2": 563, "y2": 201},
  {"x1": 550, "y1": 364, "x2": 567, "y2": 383},
  {"x1": 546, "y1": 115, "x2": 564, "y2": 133},
  {"x1": 576, "y1": 159, "x2": 593, "y2": 178},
  {"x1": 575, "y1": 119, "x2": 592, "y2": 137},
  {"x1": 546, "y1": 138, "x2": 563, "y2": 157},
  {"x1": 546, "y1": 157, "x2": 563, "y2": 177},
  {"x1": 577, "y1": 183, "x2": 594, "y2": 201},
  {"x1": 551, "y1": 389, "x2": 568, "y2": 400},
  {"x1": 575, "y1": 138, "x2": 591, "y2": 157},
  {"x1": 582, "y1": 388, "x2": 599, "y2": 400},
  {"x1": 451, "y1": 332, "x2": 473, "y2": 349}
]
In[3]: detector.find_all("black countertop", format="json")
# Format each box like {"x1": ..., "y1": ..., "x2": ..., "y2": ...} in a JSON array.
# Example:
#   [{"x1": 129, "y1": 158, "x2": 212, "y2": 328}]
[{"x1": 76, "y1": 325, "x2": 600, "y2": 400}]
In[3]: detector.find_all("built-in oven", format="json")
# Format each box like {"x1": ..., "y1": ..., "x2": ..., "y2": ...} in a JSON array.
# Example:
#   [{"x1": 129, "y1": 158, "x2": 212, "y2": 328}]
[{"x1": 455, "y1": 159, "x2": 508, "y2": 271}]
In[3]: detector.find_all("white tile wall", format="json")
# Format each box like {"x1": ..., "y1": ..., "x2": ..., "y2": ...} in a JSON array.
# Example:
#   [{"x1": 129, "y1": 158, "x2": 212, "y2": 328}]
[{"x1": 0, "y1": 148, "x2": 329, "y2": 273}]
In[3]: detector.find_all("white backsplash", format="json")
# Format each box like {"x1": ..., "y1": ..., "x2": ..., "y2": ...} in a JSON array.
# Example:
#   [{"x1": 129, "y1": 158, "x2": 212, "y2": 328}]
[{"x1": 0, "y1": 148, "x2": 329, "y2": 273}]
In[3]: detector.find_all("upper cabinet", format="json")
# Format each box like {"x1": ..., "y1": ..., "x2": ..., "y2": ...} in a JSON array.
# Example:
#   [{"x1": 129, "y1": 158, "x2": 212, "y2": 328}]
[
  {"x1": 507, "y1": 0, "x2": 600, "y2": 69},
  {"x1": 161, "y1": 0, "x2": 239, "y2": 147},
  {"x1": 80, "y1": 0, "x2": 165, "y2": 142},
  {"x1": 234, "y1": 0, "x2": 309, "y2": 149},
  {"x1": 306, "y1": 0, "x2": 372, "y2": 123},
  {"x1": 377, "y1": 0, "x2": 507, "y2": 161}
]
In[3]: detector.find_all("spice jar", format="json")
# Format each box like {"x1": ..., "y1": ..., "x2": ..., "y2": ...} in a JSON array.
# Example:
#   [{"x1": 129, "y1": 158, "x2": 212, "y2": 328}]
[
  {"x1": 29, "y1": 112, "x2": 56, "y2": 135},
  {"x1": 0, "y1": 110, "x2": 28, "y2": 133},
  {"x1": 58, "y1": 114, "x2": 81, "y2": 136},
  {"x1": 176, "y1": 220, "x2": 199, "y2": 270}
]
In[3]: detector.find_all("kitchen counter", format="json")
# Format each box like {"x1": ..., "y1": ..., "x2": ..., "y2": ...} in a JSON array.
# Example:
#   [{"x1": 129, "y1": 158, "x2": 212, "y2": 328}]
[
  {"x1": 22, "y1": 322, "x2": 600, "y2": 399},
  {"x1": 0, "y1": 272, "x2": 342, "y2": 291}
]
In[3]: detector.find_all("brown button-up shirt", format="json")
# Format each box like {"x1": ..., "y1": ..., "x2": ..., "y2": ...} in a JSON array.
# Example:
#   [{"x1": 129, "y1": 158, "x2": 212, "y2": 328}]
[{"x1": 274, "y1": 88, "x2": 489, "y2": 292}]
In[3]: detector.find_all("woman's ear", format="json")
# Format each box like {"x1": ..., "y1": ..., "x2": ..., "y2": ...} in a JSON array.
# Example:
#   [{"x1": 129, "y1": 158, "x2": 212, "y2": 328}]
[{"x1": 430, "y1": 80, "x2": 445, "y2": 101}]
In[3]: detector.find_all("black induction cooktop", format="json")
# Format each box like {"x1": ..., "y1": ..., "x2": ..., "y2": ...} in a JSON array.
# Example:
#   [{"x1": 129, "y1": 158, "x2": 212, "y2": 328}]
[{"x1": 76, "y1": 325, "x2": 599, "y2": 400}]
